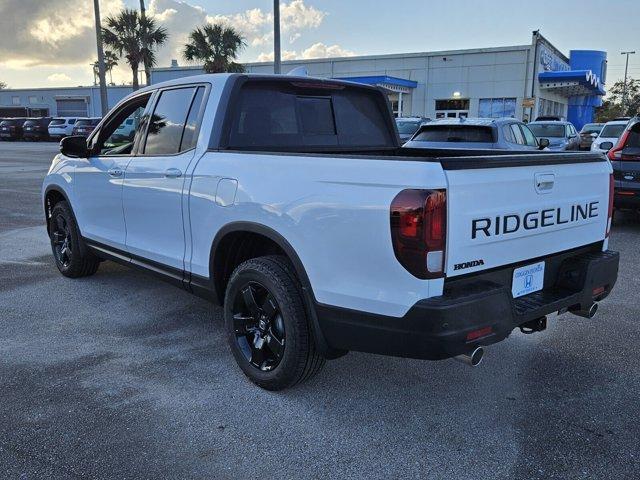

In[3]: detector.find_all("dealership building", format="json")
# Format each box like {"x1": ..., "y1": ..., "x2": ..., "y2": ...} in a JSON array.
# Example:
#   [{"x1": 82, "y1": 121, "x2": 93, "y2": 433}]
[
  {"x1": 0, "y1": 85, "x2": 132, "y2": 119},
  {"x1": 151, "y1": 32, "x2": 607, "y2": 129},
  {"x1": 0, "y1": 32, "x2": 606, "y2": 129}
]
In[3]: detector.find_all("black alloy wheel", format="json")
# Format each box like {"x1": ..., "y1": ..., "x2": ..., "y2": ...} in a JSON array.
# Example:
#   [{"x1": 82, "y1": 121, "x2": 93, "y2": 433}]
[
  {"x1": 51, "y1": 214, "x2": 73, "y2": 268},
  {"x1": 232, "y1": 281, "x2": 286, "y2": 372}
]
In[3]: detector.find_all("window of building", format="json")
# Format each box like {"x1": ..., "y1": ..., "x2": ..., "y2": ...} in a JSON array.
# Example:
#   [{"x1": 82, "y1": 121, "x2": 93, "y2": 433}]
[
  {"x1": 538, "y1": 98, "x2": 566, "y2": 119},
  {"x1": 435, "y1": 99, "x2": 469, "y2": 111},
  {"x1": 11, "y1": 96, "x2": 20, "y2": 105},
  {"x1": 28, "y1": 96, "x2": 38, "y2": 104},
  {"x1": 479, "y1": 98, "x2": 517, "y2": 118}
]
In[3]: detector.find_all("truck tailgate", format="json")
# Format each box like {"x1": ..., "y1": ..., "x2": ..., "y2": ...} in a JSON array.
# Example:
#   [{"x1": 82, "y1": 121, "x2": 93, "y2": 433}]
[{"x1": 444, "y1": 155, "x2": 611, "y2": 277}]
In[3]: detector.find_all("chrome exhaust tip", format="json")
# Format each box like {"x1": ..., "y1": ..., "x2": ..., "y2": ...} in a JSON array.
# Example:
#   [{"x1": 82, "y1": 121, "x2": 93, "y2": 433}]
[
  {"x1": 570, "y1": 302, "x2": 598, "y2": 319},
  {"x1": 454, "y1": 346, "x2": 484, "y2": 367}
]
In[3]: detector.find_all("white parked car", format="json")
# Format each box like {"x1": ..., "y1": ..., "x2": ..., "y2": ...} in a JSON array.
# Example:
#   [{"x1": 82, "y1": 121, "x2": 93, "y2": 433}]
[
  {"x1": 48, "y1": 118, "x2": 78, "y2": 139},
  {"x1": 591, "y1": 120, "x2": 628, "y2": 151},
  {"x1": 42, "y1": 74, "x2": 619, "y2": 390}
]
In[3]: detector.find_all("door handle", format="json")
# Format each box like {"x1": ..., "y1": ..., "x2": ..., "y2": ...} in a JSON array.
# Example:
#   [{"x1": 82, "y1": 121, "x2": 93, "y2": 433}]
[
  {"x1": 108, "y1": 167, "x2": 124, "y2": 178},
  {"x1": 164, "y1": 168, "x2": 183, "y2": 178}
]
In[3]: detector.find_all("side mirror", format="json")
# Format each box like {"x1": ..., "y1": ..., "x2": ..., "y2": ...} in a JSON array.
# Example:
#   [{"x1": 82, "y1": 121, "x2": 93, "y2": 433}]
[
  {"x1": 60, "y1": 135, "x2": 89, "y2": 158},
  {"x1": 599, "y1": 141, "x2": 614, "y2": 151},
  {"x1": 538, "y1": 138, "x2": 550, "y2": 149}
]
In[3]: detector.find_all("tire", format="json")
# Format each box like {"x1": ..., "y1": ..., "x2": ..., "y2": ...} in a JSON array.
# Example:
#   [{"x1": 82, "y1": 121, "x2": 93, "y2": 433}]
[
  {"x1": 49, "y1": 201, "x2": 100, "y2": 278},
  {"x1": 224, "y1": 255, "x2": 325, "y2": 390}
]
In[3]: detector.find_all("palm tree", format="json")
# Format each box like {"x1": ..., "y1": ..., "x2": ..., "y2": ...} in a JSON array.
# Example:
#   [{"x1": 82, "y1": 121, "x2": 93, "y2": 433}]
[
  {"x1": 102, "y1": 8, "x2": 167, "y2": 89},
  {"x1": 93, "y1": 51, "x2": 119, "y2": 85},
  {"x1": 183, "y1": 24, "x2": 246, "y2": 74}
]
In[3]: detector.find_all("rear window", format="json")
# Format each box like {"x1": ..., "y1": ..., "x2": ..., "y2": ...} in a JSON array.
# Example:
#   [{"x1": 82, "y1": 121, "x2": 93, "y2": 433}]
[
  {"x1": 0, "y1": 120, "x2": 15, "y2": 126},
  {"x1": 580, "y1": 123, "x2": 603, "y2": 134},
  {"x1": 396, "y1": 120, "x2": 421, "y2": 135},
  {"x1": 412, "y1": 125, "x2": 494, "y2": 143},
  {"x1": 226, "y1": 81, "x2": 394, "y2": 151},
  {"x1": 75, "y1": 120, "x2": 92, "y2": 127},
  {"x1": 528, "y1": 124, "x2": 565, "y2": 137},
  {"x1": 600, "y1": 124, "x2": 626, "y2": 138},
  {"x1": 50, "y1": 119, "x2": 66, "y2": 125},
  {"x1": 23, "y1": 120, "x2": 37, "y2": 127}
]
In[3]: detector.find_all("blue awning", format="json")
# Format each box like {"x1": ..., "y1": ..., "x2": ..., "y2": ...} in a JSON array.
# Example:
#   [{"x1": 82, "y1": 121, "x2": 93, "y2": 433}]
[
  {"x1": 538, "y1": 70, "x2": 605, "y2": 96},
  {"x1": 335, "y1": 75, "x2": 418, "y2": 93}
]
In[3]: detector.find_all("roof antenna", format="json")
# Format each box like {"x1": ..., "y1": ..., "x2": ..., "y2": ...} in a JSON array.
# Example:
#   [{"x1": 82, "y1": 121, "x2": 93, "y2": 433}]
[{"x1": 287, "y1": 66, "x2": 308, "y2": 76}]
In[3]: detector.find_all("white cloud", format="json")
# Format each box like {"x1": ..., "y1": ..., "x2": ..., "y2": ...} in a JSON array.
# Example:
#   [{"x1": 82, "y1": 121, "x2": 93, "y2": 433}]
[
  {"x1": 0, "y1": 0, "x2": 124, "y2": 67},
  {"x1": 47, "y1": 73, "x2": 73, "y2": 83},
  {"x1": 300, "y1": 42, "x2": 354, "y2": 59},
  {"x1": 256, "y1": 43, "x2": 354, "y2": 63}
]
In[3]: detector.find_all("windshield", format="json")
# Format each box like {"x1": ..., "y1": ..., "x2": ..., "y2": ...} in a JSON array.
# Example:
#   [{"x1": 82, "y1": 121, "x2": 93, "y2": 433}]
[
  {"x1": 528, "y1": 124, "x2": 565, "y2": 138},
  {"x1": 75, "y1": 120, "x2": 92, "y2": 127},
  {"x1": 600, "y1": 124, "x2": 626, "y2": 138},
  {"x1": 0, "y1": 120, "x2": 15, "y2": 126},
  {"x1": 23, "y1": 120, "x2": 37, "y2": 127},
  {"x1": 412, "y1": 125, "x2": 494, "y2": 143},
  {"x1": 580, "y1": 124, "x2": 603, "y2": 134},
  {"x1": 396, "y1": 121, "x2": 421, "y2": 135}
]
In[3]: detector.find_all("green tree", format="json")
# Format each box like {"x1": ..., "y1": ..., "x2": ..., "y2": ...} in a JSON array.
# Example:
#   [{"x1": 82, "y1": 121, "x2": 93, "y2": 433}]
[
  {"x1": 93, "y1": 51, "x2": 119, "y2": 85},
  {"x1": 595, "y1": 78, "x2": 640, "y2": 122},
  {"x1": 102, "y1": 8, "x2": 167, "y2": 89},
  {"x1": 183, "y1": 24, "x2": 246, "y2": 73},
  {"x1": 0, "y1": 81, "x2": 7, "y2": 89}
]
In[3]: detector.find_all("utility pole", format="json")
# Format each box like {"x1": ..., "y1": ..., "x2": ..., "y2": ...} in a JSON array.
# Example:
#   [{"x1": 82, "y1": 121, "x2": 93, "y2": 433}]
[
  {"x1": 140, "y1": 0, "x2": 150, "y2": 86},
  {"x1": 621, "y1": 50, "x2": 636, "y2": 112},
  {"x1": 93, "y1": 0, "x2": 109, "y2": 117},
  {"x1": 273, "y1": 0, "x2": 281, "y2": 74}
]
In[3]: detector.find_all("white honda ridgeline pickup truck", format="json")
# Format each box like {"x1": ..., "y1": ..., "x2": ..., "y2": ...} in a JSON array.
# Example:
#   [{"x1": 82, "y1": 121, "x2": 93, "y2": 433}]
[{"x1": 43, "y1": 74, "x2": 619, "y2": 390}]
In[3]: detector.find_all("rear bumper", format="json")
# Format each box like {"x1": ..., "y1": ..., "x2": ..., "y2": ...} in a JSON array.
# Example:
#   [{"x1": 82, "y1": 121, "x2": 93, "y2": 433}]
[
  {"x1": 614, "y1": 189, "x2": 640, "y2": 209},
  {"x1": 316, "y1": 248, "x2": 619, "y2": 360}
]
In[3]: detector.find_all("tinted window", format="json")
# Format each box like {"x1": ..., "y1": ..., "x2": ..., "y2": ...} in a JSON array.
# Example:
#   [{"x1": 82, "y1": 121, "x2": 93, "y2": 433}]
[
  {"x1": 600, "y1": 124, "x2": 626, "y2": 138},
  {"x1": 502, "y1": 125, "x2": 516, "y2": 143},
  {"x1": 23, "y1": 120, "x2": 37, "y2": 127},
  {"x1": 97, "y1": 94, "x2": 151, "y2": 156},
  {"x1": 626, "y1": 124, "x2": 640, "y2": 148},
  {"x1": 227, "y1": 81, "x2": 394, "y2": 150},
  {"x1": 580, "y1": 124, "x2": 603, "y2": 134},
  {"x1": 50, "y1": 119, "x2": 65, "y2": 126},
  {"x1": 528, "y1": 124, "x2": 565, "y2": 137},
  {"x1": 180, "y1": 87, "x2": 205, "y2": 151},
  {"x1": 521, "y1": 125, "x2": 538, "y2": 146},
  {"x1": 510, "y1": 124, "x2": 525, "y2": 144},
  {"x1": 396, "y1": 120, "x2": 421, "y2": 135},
  {"x1": 0, "y1": 120, "x2": 14, "y2": 126},
  {"x1": 413, "y1": 126, "x2": 494, "y2": 143},
  {"x1": 75, "y1": 120, "x2": 92, "y2": 127},
  {"x1": 298, "y1": 97, "x2": 335, "y2": 135},
  {"x1": 143, "y1": 87, "x2": 196, "y2": 155}
]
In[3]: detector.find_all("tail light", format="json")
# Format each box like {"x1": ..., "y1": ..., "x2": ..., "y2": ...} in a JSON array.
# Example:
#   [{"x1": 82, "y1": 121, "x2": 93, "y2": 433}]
[
  {"x1": 390, "y1": 189, "x2": 446, "y2": 279},
  {"x1": 607, "y1": 130, "x2": 630, "y2": 161},
  {"x1": 606, "y1": 173, "x2": 614, "y2": 238}
]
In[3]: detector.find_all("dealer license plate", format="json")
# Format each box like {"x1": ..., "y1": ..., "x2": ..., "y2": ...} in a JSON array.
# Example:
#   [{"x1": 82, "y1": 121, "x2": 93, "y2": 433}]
[{"x1": 512, "y1": 261, "x2": 545, "y2": 298}]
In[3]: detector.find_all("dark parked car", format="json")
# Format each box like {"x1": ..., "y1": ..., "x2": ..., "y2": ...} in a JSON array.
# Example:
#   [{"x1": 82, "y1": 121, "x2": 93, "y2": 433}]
[
  {"x1": 71, "y1": 118, "x2": 101, "y2": 136},
  {"x1": 403, "y1": 117, "x2": 549, "y2": 151},
  {"x1": 527, "y1": 121, "x2": 580, "y2": 151},
  {"x1": 0, "y1": 118, "x2": 28, "y2": 140},
  {"x1": 578, "y1": 122, "x2": 604, "y2": 150},
  {"x1": 604, "y1": 117, "x2": 640, "y2": 210},
  {"x1": 23, "y1": 117, "x2": 53, "y2": 141}
]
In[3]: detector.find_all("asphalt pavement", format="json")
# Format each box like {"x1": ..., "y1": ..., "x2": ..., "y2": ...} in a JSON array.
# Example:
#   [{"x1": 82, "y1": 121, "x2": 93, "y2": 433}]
[{"x1": 0, "y1": 141, "x2": 639, "y2": 479}]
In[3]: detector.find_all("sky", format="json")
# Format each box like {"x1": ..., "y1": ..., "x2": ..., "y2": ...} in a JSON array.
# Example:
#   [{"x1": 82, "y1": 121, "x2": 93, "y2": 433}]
[{"x1": 0, "y1": 0, "x2": 638, "y2": 89}]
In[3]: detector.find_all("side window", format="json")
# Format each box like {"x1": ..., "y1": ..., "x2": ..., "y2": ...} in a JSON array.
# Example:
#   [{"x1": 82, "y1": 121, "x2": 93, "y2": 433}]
[
  {"x1": 520, "y1": 124, "x2": 538, "y2": 147},
  {"x1": 143, "y1": 87, "x2": 197, "y2": 155},
  {"x1": 95, "y1": 93, "x2": 152, "y2": 156},
  {"x1": 510, "y1": 124, "x2": 525, "y2": 144},
  {"x1": 503, "y1": 125, "x2": 516, "y2": 143},
  {"x1": 180, "y1": 87, "x2": 205, "y2": 151}
]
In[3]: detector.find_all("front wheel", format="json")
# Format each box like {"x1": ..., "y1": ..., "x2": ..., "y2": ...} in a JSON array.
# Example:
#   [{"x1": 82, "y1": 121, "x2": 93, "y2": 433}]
[
  {"x1": 49, "y1": 201, "x2": 100, "y2": 278},
  {"x1": 224, "y1": 256, "x2": 325, "y2": 390}
]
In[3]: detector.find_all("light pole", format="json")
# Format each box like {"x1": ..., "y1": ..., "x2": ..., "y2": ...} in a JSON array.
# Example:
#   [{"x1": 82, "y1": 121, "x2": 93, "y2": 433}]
[
  {"x1": 273, "y1": 0, "x2": 281, "y2": 74},
  {"x1": 621, "y1": 50, "x2": 636, "y2": 112},
  {"x1": 93, "y1": 0, "x2": 109, "y2": 116}
]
